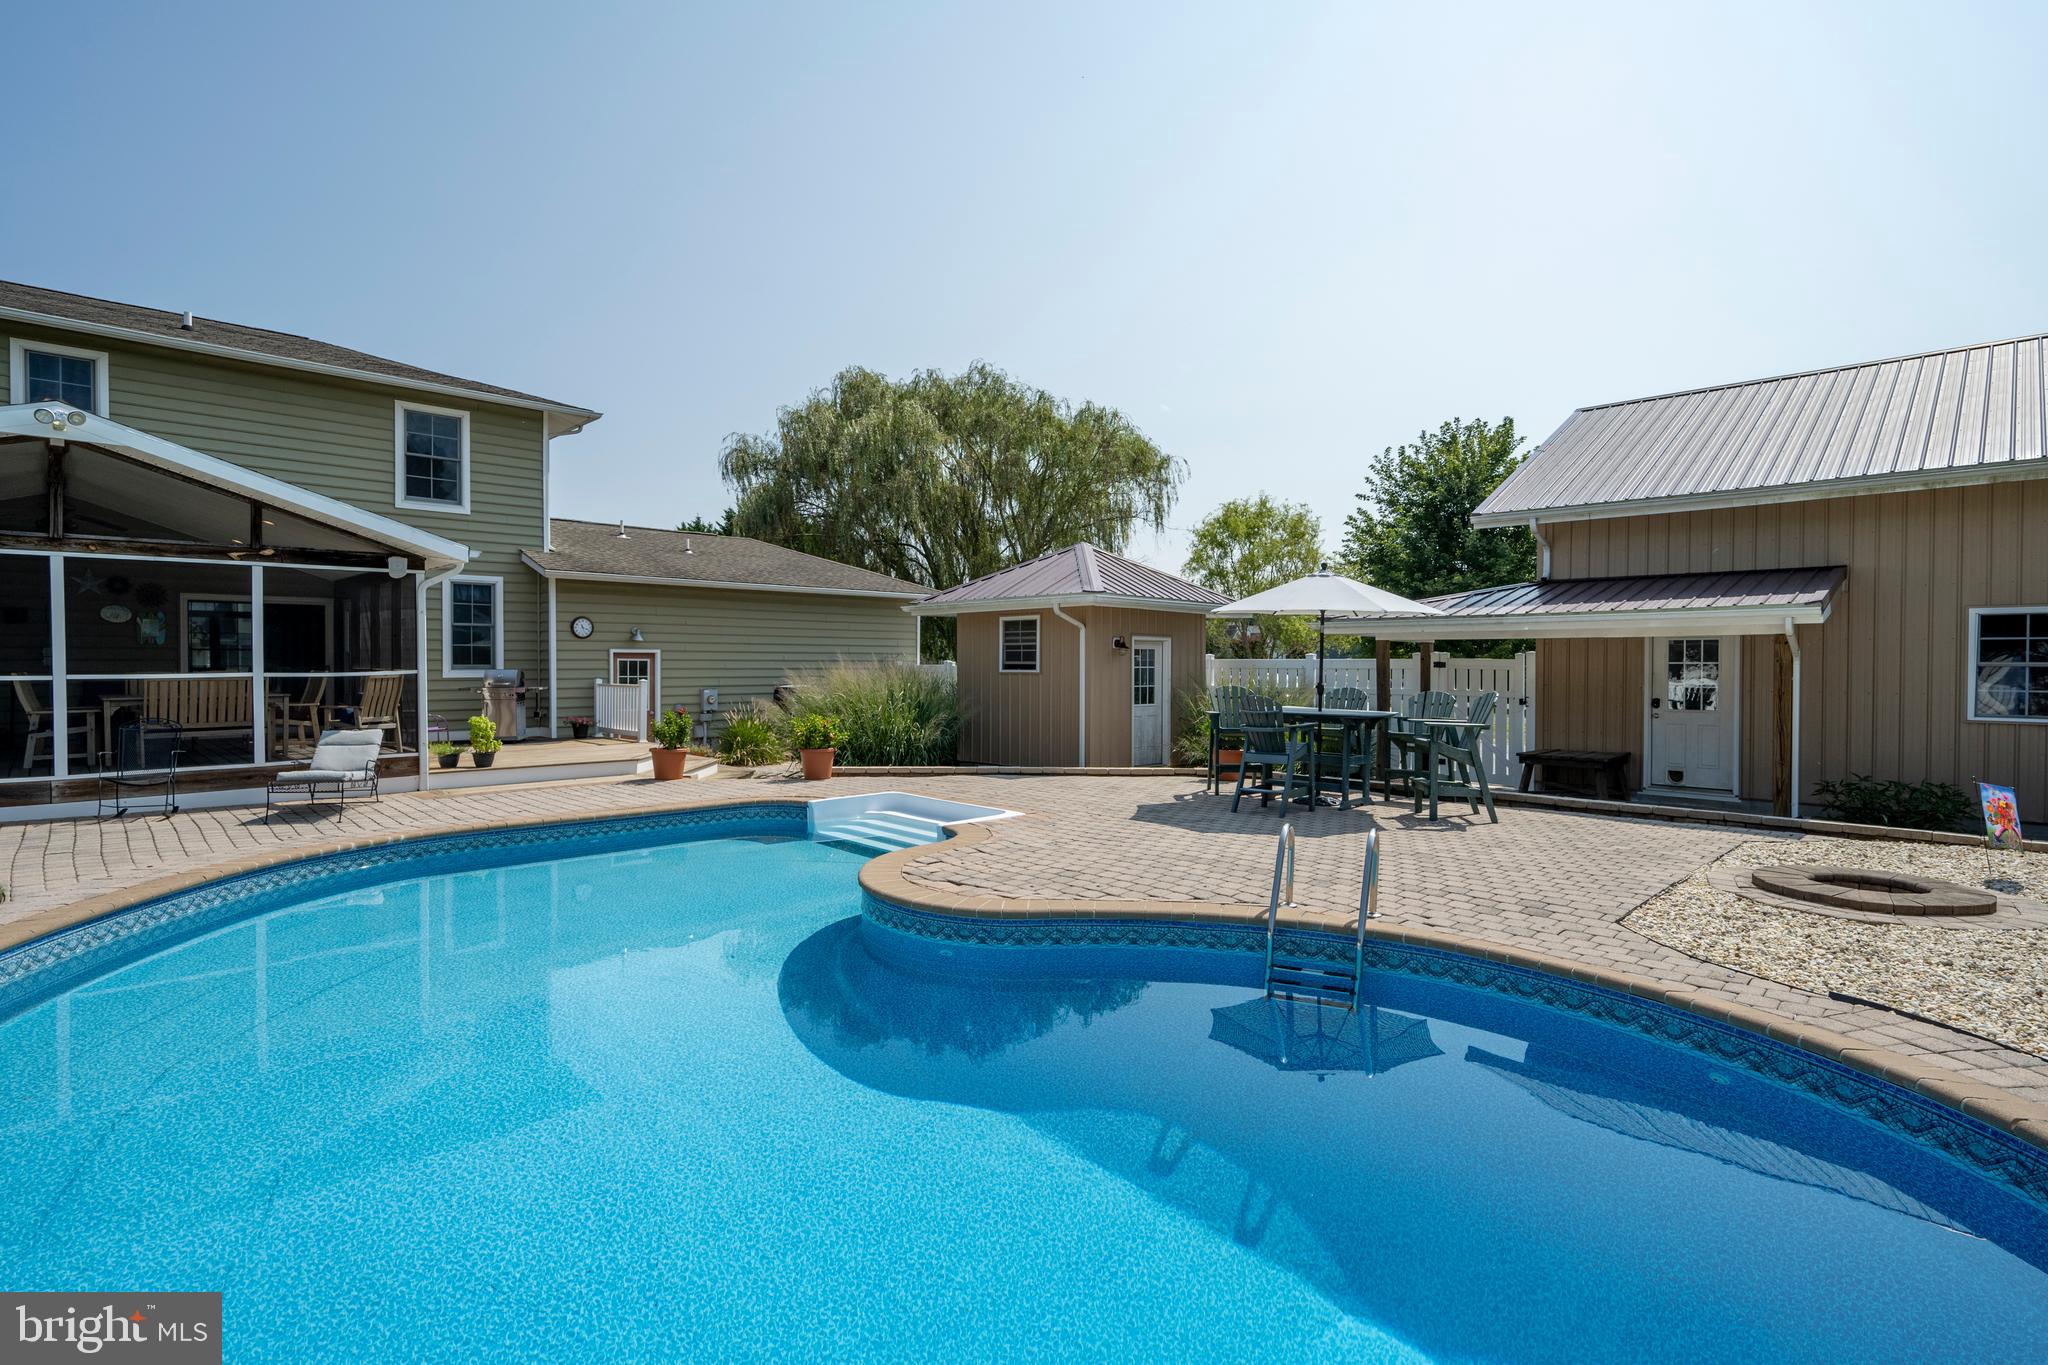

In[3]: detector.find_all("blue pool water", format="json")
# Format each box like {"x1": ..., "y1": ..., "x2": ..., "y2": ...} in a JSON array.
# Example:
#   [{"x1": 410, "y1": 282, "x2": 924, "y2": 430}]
[{"x1": 1, "y1": 819, "x2": 2044, "y2": 1362}]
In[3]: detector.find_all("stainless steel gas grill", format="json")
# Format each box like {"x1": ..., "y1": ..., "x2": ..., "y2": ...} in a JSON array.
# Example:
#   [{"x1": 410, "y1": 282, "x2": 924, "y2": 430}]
[{"x1": 477, "y1": 668, "x2": 544, "y2": 741}]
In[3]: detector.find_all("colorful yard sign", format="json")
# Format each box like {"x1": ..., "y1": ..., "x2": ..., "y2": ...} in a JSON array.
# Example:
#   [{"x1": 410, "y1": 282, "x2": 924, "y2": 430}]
[{"x1": 1979, "y1": 783, "x2": 2022, "y2": 850}]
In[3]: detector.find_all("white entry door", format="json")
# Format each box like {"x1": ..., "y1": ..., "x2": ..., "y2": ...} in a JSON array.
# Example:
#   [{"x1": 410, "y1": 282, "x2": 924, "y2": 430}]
[
  {"x1": 1130, "y1": 637, "x2": 1169, "y2": 766},
  {"x1": 1648, "y1": 636, "x2": 1734, "y2": 792}
]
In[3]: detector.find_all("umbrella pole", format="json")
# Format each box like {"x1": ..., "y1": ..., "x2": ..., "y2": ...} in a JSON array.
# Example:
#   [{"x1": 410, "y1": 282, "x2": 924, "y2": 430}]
[{"x1": 1317, "y1": 611, "x2": 1327, "y2": 709}]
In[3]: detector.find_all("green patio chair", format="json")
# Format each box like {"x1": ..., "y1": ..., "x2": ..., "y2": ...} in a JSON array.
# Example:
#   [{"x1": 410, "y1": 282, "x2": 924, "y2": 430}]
[
  {"x1": 1404, "y1": 690, "x2": 1501, "y2": 822},
  {"x1": 1210, "y1": 685, "x2": 1275, "y2": 793},
  {"x1": 1309, "y1": 685, "x2": 1375, "y2": 807},
  {"x1": 1231, "y1": 700, "x2": 1310, "y2": 815},
  {"x1": 1384, "y1": 690, "x2": 1457, "y2": 786}
]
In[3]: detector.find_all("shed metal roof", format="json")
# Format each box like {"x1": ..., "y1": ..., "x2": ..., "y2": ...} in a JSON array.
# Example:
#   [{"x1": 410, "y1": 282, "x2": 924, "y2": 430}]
[
  {"x1": 910, "y1": 543, "x2": 1228, "y2": 613},
  {"x1": 1324, "y1": 566, "x2": 1845, "y2": 640},
  {"x1": 524, "y1": 519, "x2": 928, "y2": 598},
  {"x1": 1475, "y1": 333, "x2": 2048, "y2": 524}
]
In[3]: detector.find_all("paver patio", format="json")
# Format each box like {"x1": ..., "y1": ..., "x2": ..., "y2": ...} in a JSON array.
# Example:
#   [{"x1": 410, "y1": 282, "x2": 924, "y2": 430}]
[{"x1": 3, "y1": 771, "x2": 2044, "y2": 1106}]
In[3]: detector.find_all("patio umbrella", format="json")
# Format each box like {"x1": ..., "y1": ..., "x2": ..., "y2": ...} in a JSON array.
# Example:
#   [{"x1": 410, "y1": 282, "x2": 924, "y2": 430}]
[
  {"x1": 1209, "y1": 995, "x2": 1443, "y2": 1078},
  {"x1": 1210, "y1": 564, "x2": 1443, "y2": 708}
]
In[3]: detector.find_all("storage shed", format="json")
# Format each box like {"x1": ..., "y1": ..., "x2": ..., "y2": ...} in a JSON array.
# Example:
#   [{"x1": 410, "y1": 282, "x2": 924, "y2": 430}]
[{"x1": 911, "y1": 544, "x2": 1226, "y2": 767}]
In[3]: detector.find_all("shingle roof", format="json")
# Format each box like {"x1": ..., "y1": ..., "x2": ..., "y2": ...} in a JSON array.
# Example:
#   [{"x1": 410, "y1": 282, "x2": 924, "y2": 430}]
[
  {"x1": 525, "y1": 519, "x2": 928, "y2": 597},
  {"x1": 1475, "y1": 333, "x2": 2048, "y2": 523},
  {"x1": 0, "y1": 279, "x2": 598, "y2": 421},
  {"x1": 1417, "y1": 565, "x2": 1846, "y2": 619},
  {"x1": 912, "y1": 542, "x2": 1229, "y2": 612}
]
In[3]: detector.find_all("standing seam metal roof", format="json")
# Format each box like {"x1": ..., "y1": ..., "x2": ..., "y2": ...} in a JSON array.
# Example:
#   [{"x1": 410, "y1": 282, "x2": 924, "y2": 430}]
[
  {"x1": 1476, "y1": 333, "x2": 2048, "y2": 521},
  {"x1": 1410, "y1": 565, "x2": 1845, "y2": 618},
  {"x1": 914, "y1": 543, "x2": 1228, "y2": 609}
]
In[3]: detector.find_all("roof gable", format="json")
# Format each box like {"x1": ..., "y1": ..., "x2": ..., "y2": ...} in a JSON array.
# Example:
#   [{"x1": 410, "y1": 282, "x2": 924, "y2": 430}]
[
  {"x1": 913, "y1": 543, "x2": 1228, "y2": 612},
  {"x1": 1476, "y1": 333, "x2": 2048, "y2": 524}
]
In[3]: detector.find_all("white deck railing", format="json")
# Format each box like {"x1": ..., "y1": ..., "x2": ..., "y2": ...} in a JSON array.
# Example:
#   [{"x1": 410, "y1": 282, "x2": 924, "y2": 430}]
[{"x1": 592, "y1": 680, "x2": 649, "y2": 741}]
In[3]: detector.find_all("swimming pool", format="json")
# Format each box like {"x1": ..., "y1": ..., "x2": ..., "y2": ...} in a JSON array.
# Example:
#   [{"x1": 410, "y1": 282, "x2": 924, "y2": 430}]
[{"x1": 1, "y1": 806, "x2": 2043, "y2": 1361}]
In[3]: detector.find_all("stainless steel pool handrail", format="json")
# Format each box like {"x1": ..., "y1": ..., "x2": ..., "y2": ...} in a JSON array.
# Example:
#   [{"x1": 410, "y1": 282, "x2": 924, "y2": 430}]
[
  {"x1": 1262, "y1": 823, "x2": 1295, "y2": 987},
  {"x1": 1354, "y1": 828, "x2": 1379, "y2": 1000}
]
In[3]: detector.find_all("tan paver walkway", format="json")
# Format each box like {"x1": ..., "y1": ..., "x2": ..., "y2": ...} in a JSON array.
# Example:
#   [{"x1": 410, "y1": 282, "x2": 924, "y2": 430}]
[{"x1": 4, "y1": 771, "x2": 2044, "y2": 1105}]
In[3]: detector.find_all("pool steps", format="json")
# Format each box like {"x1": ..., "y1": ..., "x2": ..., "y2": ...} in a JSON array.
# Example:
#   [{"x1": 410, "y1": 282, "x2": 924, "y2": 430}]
[
  {"x1": 1262, "y1": 824, "x2": 1378, "y2": 1008},
  {"x1": 807, "y1": 791, "x2": 1019, "y2": 855}
]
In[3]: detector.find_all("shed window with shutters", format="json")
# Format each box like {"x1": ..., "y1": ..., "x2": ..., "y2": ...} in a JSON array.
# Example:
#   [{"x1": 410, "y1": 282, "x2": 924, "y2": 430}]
[
  {"x1": 999, "y1": 616, "x2": 1039, "y2": 673},
  {"x1": 1969, "y1": 608, "x2": 2048, "y2": 722}
]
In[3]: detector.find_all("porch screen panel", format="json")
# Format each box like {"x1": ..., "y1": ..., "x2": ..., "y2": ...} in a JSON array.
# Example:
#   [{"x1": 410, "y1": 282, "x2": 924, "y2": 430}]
[
  {"x1": 0, "y1": 554, "x2": 55, "y2": 780},
  {"x1": 260, "y1": 567, "x2": 419, "y2": 763}
]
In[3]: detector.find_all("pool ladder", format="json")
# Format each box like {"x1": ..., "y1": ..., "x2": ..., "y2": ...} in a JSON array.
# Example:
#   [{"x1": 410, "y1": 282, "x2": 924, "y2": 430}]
[{"x1": 1260, "y1": 824, "x2": 1378, "y2": 1009}]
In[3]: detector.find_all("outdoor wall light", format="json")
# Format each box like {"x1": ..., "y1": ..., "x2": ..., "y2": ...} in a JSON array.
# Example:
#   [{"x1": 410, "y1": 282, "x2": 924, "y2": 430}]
[
  {"x1": 1111, "y1": 636, "x2": 1129, "y2": 651},
  {"x1": 629, "y1": 627, "x2": 645, "y2": 642},
  {"x1": 385, "y1": 556, "x2": 408, "y2": 579},
  {"x1": 32, "y1": 407, "x2": 86, "y2": 431}
]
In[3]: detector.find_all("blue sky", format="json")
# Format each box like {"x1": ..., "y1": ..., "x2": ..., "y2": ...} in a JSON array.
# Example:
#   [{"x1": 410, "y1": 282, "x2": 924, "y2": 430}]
[{"x1": 10, "y1": 1, "x2": 2047, "y2": 572}]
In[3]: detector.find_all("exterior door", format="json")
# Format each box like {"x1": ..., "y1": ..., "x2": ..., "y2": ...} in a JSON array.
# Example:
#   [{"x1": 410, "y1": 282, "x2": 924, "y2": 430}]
[
  {"x1": 611, "y1": 651, "x2": 658, "y2": 733},
  {"x1": 1649, "y1": 636, "x2": 1733, "y2": 791},
  {"x1": 1130, "y1": 637, "x2": 1169, "y2": 766}
]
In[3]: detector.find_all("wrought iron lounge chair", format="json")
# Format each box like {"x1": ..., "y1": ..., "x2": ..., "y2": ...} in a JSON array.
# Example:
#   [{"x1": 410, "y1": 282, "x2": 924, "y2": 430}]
[
  {"x1": 96, "y1": 718, "x2": 182, "y2": 818},
  {"x1": 265, "y1": 728, "x2": 383, "y2": 822}
]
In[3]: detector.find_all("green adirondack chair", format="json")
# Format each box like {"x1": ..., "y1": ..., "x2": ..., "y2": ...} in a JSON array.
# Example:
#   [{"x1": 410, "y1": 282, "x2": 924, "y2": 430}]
[
  {"x1": 1210, "y1": 685, "x2": 1274, "y2": 792},
  {"x1": 1383, "y1": 689, "x2": 1458, "y2": 796},
  {"x1": 1310, "y1": 686, "x2": 1375, "y2": 807},
  {"x1": 1231, "y1": 700, "x2": 1311, "y2": 815},
  {"x1": 1402, "y1": 690, "x2": 1501, "y2": 822}
]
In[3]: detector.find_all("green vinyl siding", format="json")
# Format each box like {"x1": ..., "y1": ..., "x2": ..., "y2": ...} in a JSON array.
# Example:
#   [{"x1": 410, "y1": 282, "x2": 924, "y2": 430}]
[
  {"x1": 551, "y1": 581, "x2": 918, "y2": 738},
  {"x1": 4, "y1": 323, "x2": 548, "y2": 720}
]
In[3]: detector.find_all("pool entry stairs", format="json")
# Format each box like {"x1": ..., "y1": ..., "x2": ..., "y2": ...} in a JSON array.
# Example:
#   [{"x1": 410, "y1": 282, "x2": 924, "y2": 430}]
[
  {"x1": 804, "y1": 792, "x2": 1019, "y2": 856},
  {"x1": 1261, "y1": 824, "x2": 1378, "y2": 1009},
  {"x1": 814, "y1": 809, "x2": 950, "y2": 853}
]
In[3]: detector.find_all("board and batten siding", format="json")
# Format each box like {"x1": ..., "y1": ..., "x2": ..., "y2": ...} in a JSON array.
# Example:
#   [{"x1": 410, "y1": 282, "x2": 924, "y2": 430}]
[
  {"x1": 956, "y1": 606, "x2": 1207, "y2": 766},
  {"x1": 551, "y1": 581, "x2": 917, "y2": 737},
  {"x1": 1535, "y1": 478, "x2": 2048, "y2": 812},
  {"x1": 3, "y1": 324, "x2": 549, "y2": 720}
]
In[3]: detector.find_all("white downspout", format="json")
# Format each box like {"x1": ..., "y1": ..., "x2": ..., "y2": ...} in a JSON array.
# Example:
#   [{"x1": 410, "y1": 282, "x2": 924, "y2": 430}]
[
  {"x1": 1530, "y1": 518, "x2": 1551, "y2": 580},
  {"x1": 546, "y1": 576, "x2": 560, "y2": 738},
  {"x1": 1782, "y1": 616, "x2": 1802, "y2": 819},
  {"x1": 1052, "y1": 604, "x2": 1087, "y2": 767}
]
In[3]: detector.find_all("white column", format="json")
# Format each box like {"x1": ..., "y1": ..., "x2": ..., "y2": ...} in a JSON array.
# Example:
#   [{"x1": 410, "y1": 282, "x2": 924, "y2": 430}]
[
  {"x1": 250, "y1": 564, "x2": 267, "y2": 764},
  {"x1": 48, "y1": 554, "x2": 67, "y2": 781},
  {"x1": 415, "y1": 572, "x2": 430, "y2": 787}
]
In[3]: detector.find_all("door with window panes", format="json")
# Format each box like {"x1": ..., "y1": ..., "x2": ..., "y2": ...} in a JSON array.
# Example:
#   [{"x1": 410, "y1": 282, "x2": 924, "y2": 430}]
[
  {"x1": 613, "y1": 652, "x2": 657, "y2": 733},
  {"x1": 1649, "y1": 636, "x2": 1732, "y2": 791},
  {"x1": 1130, "y1": 637, "x2": 1169, "y2": 766}
]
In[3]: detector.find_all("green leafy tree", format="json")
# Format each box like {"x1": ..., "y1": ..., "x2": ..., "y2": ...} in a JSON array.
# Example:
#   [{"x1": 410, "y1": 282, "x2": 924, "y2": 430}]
[
  {"x1": 721, "y1": 363, "x2": 1182, "y2": 662},
  {"x1": 1183, "y1": 495, "x2": 1324, "y2": 657},
  {"x1": 1338, "y1": 417, "x2": 1536, "y2": 658},
  {"x1": 678, "y1": 509, "x2": 737, "y2": 535}
]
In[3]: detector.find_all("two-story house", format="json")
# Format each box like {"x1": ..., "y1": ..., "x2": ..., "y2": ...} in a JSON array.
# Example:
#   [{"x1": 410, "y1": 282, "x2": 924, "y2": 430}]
[
  {"x1": 0, "y1": 280, "x2": 923, "y2": 819},
  {"x1": 1367, "y1": 331, "x2": 2048, "y2": 823}
]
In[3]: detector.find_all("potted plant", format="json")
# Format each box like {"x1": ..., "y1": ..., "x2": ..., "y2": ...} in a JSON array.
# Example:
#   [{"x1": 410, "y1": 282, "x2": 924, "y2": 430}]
[
  {"x1": 649, "y1": 707, "x2": 692, "y2": 780},
  {"x1": 467, "y1": 715, "x2": 501, "y2": 769},
  {"x1": 568, "y1": 715, "x2": 594, "y2": 740},
  {"x1": 429, "y1": 740, "x2": 461, "y2": 770},
  {"x1": 791, "y1": 713, "x2": 845, "y2": 781}
]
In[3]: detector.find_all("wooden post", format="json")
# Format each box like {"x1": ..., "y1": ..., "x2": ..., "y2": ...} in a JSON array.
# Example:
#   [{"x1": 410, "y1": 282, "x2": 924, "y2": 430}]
[
  {"x1": 1772, "y1": 634, "x2": 1793, "y2": 817},
  {"x1": 1375, "y1": 637, "x2": 1392, "y2": 793},
  {"x1": 45, "y1": 442, "x2": 66, "y2": 539},
  {"x1": 1419, "y1": 640, "x2": 1434, "y2": 687}
]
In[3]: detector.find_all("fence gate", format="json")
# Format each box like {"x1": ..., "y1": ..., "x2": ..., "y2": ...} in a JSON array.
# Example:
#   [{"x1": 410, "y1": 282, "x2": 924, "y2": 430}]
[{"x1": 1207, "y1": 652, "x2": 1536, "y2": 786}]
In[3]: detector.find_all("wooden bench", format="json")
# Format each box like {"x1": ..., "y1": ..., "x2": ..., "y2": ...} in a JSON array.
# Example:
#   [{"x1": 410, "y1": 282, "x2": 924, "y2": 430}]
[
  {"x1": 137, "y1": 678, "x2": 256, "y2": 739},
  {"x1": 1516, "y1": 748, "x2": 1632, "y2": 801}
]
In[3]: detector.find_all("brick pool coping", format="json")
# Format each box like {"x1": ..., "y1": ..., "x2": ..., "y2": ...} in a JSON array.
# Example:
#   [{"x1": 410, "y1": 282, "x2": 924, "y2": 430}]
[{"x1": 4, "y1": 793, "x2": 2044, "y2": 1157}]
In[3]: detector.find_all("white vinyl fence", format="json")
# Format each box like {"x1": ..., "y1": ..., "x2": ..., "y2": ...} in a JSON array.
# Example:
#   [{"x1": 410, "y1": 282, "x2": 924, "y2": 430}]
[
  {"x1": 592, "y1": 679, "x2": 649, "y2": 741},
  {"x1": 917, "y1": 660, "x2": 958, "y2": 684},
  {"x1": 1207, "y1": 652, "x2": 1536, "y2": 786}
]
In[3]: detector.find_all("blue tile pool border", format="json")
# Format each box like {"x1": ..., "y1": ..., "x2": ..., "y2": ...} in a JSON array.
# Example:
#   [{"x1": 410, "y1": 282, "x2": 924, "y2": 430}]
[
  {"x1": 0, "y1": 802, "x2": 809, "y2": 1016},
  {"x1": 860, "y1": 892, "x2": 2048, "y2": 1209}
]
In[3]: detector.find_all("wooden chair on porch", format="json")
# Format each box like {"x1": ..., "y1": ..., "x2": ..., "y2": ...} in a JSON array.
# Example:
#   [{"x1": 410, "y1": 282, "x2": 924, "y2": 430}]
[
  {"x1": 14, "y1": 679, "x2": 96, "y2": 775},
  {"x1": 271, "y1": 676, "x2": 328, "y2": 752},
  {"x1": 350, "y1": 675, "x2": 406, "y2": 750}
]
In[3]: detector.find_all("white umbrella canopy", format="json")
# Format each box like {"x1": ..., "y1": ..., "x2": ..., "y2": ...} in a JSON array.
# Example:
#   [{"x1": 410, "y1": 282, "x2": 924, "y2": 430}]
[{"x1": 1210, "y1": 564, "x2": 1443, "y2": 707}]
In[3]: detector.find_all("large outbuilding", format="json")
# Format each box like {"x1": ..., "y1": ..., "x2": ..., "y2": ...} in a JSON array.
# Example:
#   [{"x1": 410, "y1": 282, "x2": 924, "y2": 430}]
[{"x1": 910, "y1": 544, "x2": 1226, "y2": 767}]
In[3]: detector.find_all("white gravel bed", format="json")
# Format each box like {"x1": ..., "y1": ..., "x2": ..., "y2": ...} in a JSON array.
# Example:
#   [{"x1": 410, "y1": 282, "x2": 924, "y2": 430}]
[{"x1": 1626, "y1": 836, "x2": 2048, "y2": 1058}]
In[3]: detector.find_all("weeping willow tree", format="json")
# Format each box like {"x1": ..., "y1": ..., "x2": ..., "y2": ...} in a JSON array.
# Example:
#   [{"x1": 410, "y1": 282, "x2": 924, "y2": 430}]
[{"x1": 720, "y1": 364, "x2": 1182, "y2": 656}]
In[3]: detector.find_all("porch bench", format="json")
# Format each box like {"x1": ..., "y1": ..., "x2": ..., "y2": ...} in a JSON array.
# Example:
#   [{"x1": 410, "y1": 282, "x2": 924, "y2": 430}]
[
  {"x1": 1516, "y1": 748, "x2": 1632, "y2": 801},
  {"x1": 133, "y1": 678, "x2": 257, "y2": 740}
]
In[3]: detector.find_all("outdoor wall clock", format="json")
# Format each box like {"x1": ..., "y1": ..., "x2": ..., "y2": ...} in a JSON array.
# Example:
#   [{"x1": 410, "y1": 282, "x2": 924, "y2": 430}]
[{"x1": 571, "y1": 616, "x2": 594, "y2": 638}]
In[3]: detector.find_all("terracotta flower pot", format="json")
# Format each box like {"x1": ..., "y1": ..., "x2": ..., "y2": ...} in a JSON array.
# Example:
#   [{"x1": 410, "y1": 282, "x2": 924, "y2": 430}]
[
  {"x1": 650, "y1": 747, "x2": 689, "y2": 780},
  {"x1": 799, "y1": 747, "x2": 835, "y2": 781},
  {"x1": 1216, "y1": 746, "x2": 1244, "y2": 780}
]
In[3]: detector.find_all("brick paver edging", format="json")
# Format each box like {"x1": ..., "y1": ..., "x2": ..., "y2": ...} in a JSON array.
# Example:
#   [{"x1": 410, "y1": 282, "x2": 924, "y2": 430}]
[
  {"x1": 5, "y1": 795, "x2": 2043, "y2": 1162},
  {"x1": 857, "y1": 823, "x2": 2048, "y2": 1157}
]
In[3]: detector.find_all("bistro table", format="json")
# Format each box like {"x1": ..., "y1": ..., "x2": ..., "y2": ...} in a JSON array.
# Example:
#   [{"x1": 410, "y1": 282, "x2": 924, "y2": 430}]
[{"x1": 1283, "y1": 705, "x2": 1397, "y2": 809}]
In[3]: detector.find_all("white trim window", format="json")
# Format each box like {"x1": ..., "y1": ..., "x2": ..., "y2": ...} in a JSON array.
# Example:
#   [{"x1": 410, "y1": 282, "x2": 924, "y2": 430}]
[
  {"x1": 443, "y1": 575, "x2": 503, "y2": 676},
  {"x1": 1968, "y1": 607, "x2": 2048, "y2": 722},
  {"x1": 10, "y1": 338, "x2": 111, "y2": 415},
  {"x1": 395, "y1": 400, "x2": 471, "y2": 513},
  {"x1": 999, "y1": 615, "x2": 1039, "y2": 673}
]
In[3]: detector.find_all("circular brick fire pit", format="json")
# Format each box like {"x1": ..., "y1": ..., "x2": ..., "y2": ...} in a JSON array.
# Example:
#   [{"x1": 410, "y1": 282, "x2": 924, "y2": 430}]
[{"x1": 1746, "y1": 866, "x2": 1996, "y2": 917}]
